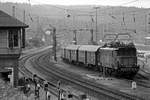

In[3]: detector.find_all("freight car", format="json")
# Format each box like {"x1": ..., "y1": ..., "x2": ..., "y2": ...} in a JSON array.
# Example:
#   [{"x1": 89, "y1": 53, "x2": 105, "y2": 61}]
[{"x1": 61, "y1": 41, "x2": 139, "y2": 78}]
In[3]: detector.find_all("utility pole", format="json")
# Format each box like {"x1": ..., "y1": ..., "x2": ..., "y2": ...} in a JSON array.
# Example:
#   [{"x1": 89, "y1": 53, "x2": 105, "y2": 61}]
[
  {"x1": 37, "y1": 16, "x2": 40, "y2": 37},
  {"x1": 73, "y1": 30, "x2": 77, "y2": 45},
  {"x1": 23, "y1": 10, "x2": 25, "y2": 23},
  {"x1": 57, "y1": 81, "x2": 61, "y2": 100},
  {"x1": 90, "y1": 29, "x2": 94, "y2": 42},
  {"x1": 12, "y1": 6, "x2": 15, "y2": 17},
  {"x1": 49, "y1": 24, "x2": 57, "y2": 61},
  {"x1": 93, "y1": 7, "x2": 100, "y2": 43},
  {"x1": 53, "y1": 28, "x2": 57, "y2": 61},
  {"x1": 132, "y1": 13, "x2": 136, "y2": 33},
  {"x1": 122, "y1": 12, "x2": 126, "y2": 30},
  {"x1": 145, "y1": 13, "x2": 147, "y2": 33},
  {"x1": 148, "y1": 13, "x2": 150, "y2": 33}
]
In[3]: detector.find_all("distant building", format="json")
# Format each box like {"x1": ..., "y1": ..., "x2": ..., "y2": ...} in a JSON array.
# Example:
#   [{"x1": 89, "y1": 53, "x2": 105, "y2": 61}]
[
  {"x1": 144, "y1": 37, "x2": 150, "y2": 45},
  {"x1": 0, "y1": 10, "x2": 28, "y2": 87}
]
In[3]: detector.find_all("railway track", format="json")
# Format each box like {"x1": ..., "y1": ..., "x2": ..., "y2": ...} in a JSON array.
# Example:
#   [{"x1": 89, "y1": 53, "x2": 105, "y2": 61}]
[
  {"x1": 19, "y1": 47, "x2": 149, "y2": 100},
  {"x1": 19, "y1": 48, "x2": 59, "y2": 97},
  {"x1": 115, "y1": 58, "x2": 150, "y2": 89},
  {"x1": 133, "y1": 59, "x2": 150, "y2": 88},
  {"x1": 30, "y1": 48, "x2": 145, "y2": 100}
]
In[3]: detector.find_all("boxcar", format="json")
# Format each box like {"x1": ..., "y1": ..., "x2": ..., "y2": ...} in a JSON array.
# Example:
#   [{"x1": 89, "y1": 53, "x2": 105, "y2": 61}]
[
  {"x1": 62, "y1": 45, "x2": 80, "y2": 62},
  {"x1": 78, "y1": 45, "x2": 99, "y2": 65}
]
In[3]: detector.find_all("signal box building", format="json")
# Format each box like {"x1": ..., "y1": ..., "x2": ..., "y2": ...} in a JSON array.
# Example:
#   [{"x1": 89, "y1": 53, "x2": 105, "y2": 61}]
[{"x1": 0, "y1": 10, "x2": 28, "y2": 87}]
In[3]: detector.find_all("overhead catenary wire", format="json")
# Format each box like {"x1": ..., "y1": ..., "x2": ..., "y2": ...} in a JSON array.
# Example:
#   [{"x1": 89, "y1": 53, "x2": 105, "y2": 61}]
[
  {"x1": 2, "y1": 0, "x2": 148, "y2": 23},
  {"x1": 27, "y1": 0, "x2": 141, "y2": 17},
  {"x1": 28, "y1": 0, "x2": 93, "y2": 13},
  {"x1": 5, "y1": 0, "x2": 148, "y2": 33},
  {"x1": 120, "y1": 0, "x2": 139, "y2": 6}
]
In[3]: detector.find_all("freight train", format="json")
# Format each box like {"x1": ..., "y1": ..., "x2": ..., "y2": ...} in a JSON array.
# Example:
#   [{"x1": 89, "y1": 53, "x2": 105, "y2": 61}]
[{"x1": 61, "y1": 41, "x2": 140, "y2": 78}]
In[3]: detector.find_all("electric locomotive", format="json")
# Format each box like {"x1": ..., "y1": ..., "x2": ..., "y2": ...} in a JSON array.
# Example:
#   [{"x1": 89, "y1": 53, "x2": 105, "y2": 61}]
[{"x1": 99, "y1": 41, "x2": 139, "y2": 78}]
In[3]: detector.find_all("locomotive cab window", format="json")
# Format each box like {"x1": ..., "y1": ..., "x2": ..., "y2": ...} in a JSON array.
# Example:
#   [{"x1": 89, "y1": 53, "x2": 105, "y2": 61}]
[{"x1": 8, "y1": 29, "x2": 20, "y2": 48}]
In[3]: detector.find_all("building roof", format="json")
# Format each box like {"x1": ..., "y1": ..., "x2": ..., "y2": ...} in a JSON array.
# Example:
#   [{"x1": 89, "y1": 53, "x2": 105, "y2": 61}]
[
  {"x1": 144, "y1": 37, "x2": 150, "y2": 39},
  {"x1": 0, "y1": 10, "x2": 28, "y2": 28}
]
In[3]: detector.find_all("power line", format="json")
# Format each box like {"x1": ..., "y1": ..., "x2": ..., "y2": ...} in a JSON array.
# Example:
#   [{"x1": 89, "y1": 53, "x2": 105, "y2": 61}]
[
  {"x1": 28, "y1": 0, "x2": 92, "y2": 13},
  {"x1": 89, "y1": 0, "x2": 140, "y2": 14},
  {"x1": 120, "y1": 0, "x2": 139, "y2": 6}
]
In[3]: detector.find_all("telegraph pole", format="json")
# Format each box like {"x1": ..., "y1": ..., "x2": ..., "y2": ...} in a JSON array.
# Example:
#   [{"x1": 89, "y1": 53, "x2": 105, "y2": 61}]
[
  {"x1": 53, "y1": 28, "x2": 57, "y2": 61},
  {"x1": 12, "y1": 6, "x2": 15, "y2": 17},
  {"x1": 49, "y1": 24, "x2": 57, "y2": 61},
  {"x1": 73, "y1": 30, "x2": 77, "y2": 45},
  {"x1": 132, "y1": 13, "x2": 136, "y2": 33},
  {"x1": 23, "y1": 10, "x2": 25, "y2": 23},
  {"x1": 145, "y1": 14, "x2": 147, "y2": 32},
  {"x1": 93, "y1": 7, "x2": 100, "y2": 42},
  {"x1": 37, "y1": 16, "x2": 40, "y2": 36},
  {"x1": 90, "y1": 29, "x2": 94, "y2": 42}
]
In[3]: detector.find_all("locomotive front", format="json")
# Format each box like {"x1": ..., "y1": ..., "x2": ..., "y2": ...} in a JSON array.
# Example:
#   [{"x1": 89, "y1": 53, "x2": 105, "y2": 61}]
[{"x1": 115, "y1": 44, "x2": 140, "y2": 78}]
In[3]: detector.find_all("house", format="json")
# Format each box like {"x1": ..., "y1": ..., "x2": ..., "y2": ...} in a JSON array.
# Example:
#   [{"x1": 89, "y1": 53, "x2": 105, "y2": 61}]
[{"x1": 0, "y1": 10, "x2": 28, "y2": 87}]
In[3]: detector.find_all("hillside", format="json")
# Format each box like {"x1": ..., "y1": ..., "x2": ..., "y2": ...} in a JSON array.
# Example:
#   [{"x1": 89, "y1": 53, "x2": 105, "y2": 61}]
[{"x1": 0, "y1": 2, "x2": 149, "y2": 45}]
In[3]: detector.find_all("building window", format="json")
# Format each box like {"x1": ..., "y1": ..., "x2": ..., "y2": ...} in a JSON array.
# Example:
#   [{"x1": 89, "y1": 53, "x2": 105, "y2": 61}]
[
  {"x1": 0, "y1": 30, "x2": 8, "y2": 48},
  {"x1": 13, "y1": 33, "x2": 18, "y2": 47},
  {"x1": 8, "y1": 30, "x2": 19, "y2": 48}
]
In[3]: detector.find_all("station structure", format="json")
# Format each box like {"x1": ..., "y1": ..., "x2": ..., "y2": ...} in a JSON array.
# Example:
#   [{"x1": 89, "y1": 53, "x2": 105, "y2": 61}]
[{"x1": 0, "y1": 10, "x2": 28, "y2": 87}]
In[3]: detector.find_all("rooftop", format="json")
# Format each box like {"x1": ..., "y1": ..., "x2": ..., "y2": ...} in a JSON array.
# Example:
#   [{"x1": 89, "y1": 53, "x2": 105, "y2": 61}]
[{"x1": 0, "y1": 10, "x2": 28, "y2": 28}]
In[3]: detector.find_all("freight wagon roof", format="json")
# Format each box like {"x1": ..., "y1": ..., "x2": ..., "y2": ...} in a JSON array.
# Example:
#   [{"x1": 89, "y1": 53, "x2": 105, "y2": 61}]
[
  {"x1": 78, "y1": 45, "x2": 101, "y2": 52},
  {"x1": 61, "y1": 45, "x2": 68, "y2": 49},
  {"x1": 65, "y1": 45, "x2": 80, "y2": 50}
]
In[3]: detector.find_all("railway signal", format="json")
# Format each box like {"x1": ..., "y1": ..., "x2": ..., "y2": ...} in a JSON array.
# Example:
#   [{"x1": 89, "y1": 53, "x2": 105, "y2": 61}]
[{"x1": 57, "y1": 80, "x2": 61, "y2": 100}]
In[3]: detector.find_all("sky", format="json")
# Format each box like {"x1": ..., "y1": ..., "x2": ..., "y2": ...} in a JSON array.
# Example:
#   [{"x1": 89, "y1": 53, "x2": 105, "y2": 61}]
[{"x1": 1, "y1": 0, "x2": 150, "y2": 8}]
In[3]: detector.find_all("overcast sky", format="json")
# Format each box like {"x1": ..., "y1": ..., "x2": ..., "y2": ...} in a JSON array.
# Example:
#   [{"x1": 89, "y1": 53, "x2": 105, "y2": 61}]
[{"x1": 1, "y1": 0, "x2": 150, "y2": 8}]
